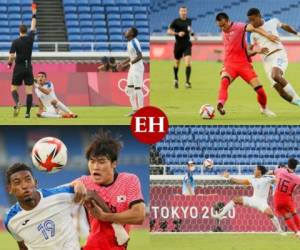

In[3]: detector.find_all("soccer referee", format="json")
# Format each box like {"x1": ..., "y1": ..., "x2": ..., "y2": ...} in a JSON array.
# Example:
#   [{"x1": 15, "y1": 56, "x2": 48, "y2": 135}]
[
  {"x1": 168, "y1": 6, "x2": 197, "y2": 89},
  {"x1": 8, "y1": 4, "x2": 37, "y2": 118}
]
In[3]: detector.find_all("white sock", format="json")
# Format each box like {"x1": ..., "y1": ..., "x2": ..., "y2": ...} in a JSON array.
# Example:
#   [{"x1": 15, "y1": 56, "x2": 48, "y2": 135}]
[
  {"x1": 56, "y1": 101, "x2": 72, "y2": 113},
  {"x1": 111, "y1": 223, "x2": 129, "y2": 245},
  {"x1": 127, "y1": 86, "x2": 137, "y2": 111},
  {"x1": 135, "y1": 88, "x2": 144, "y2": 109},
  {"x1": 40, "y1": 112, "x2": 61, "y2": 118},
  {"x1": 217, "y1": 200, "x2": 235, "y2": 217},
  {"x1": 271, "y1": 216, "x2": 282, "y2": 232},
  {"x1": 283, "y1": 83, "x2": 300, "y2": 104}
]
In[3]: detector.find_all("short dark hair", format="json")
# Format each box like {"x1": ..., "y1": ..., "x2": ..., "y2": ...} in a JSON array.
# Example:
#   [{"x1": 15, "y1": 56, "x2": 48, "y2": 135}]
[
  {"x1": 247, "y1": 8, "x2": 261, "y2": 17},
  {"x1": 257, "y1": 165, "x2": 267, "y2": 175},
  {"x1": 85, "y1": 130, "x2": 122, "y2": 162},
  {"x1": 216, "y1": 12, "x2": 229, "y2": 21},
  {"x1": 19, "y1": 24, "x2": 27, "y2": 34},
  {"x1": 109, "y1": 57, "x2": 116, "y2": 64},
  {"x1": 6, "y1": 163, "x2": 33, "y2": 184},
  {"x1": 38, "y1": 71, "x2": 47, "y2": 77},
  {"x1": 179, "y1": 6, "x2": 187, "y2": 9},
  {"x1": 288, "y1": 158, "x2": 298, "y2": 170},
  {"x1": 131, "y1": 27, "x2": 138, "y2": 37}
]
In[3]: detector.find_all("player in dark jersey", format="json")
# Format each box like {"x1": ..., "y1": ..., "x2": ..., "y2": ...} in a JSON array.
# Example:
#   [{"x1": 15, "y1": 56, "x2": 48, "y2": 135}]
[
  {"x1": 8, "y1": 4, "x2": 37, "y2": 118},
  {"x1": 168, "y1": 6, "x2": 197, "y2": 89}
]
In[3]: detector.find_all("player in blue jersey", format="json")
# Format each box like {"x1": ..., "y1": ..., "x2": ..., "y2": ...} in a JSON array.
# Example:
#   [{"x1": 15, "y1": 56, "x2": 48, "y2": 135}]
[{"x1": 182, "y1": 160, "x2": 196, "y2": 195}]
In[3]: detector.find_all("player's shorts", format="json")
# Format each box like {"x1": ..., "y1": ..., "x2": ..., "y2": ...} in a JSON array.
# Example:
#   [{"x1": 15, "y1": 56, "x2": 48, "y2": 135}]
[
  {"x1": 221, "y1": 63, "x2": 257, "y2": 83},
  {"x1": 263, "y1": 49, "x2": 288, "y2": 87},
  {"x1": 274, "y1": 195, "x2": 296, "y2": 216},
  {"x1": 127, "y1": 64, "x2": 144, "y2": 88},
  {"x1": 242, "y1": 196, "x2": 269, "y2": 212},
  {"x1": 174, "y1": 42, "x2": 192, "y2": 60},
  {"x1": 12, "y1": 63, "x2": 34, "y2": 86}
]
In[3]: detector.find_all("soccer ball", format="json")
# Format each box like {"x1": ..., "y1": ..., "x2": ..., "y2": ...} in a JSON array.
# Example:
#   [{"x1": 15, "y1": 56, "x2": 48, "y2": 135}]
[
  {"x1": 31, "y1": 137, "x2": 68, "y2": 173},
  {"x1": 203, "y1": 159, "x2": 214, "y2": 169},
  {"x1": 199, "y1": 104, "x2": 215, "y2": 119}
]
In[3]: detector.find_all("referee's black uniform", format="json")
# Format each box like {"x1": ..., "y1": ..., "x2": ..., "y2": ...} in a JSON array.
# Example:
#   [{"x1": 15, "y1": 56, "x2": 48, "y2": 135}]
[
  {"x1": 10, "y1": 30, "x2": 35, "y2": 117},
  {"x1": 169, "y1": 17, "x2": 193, "y2": 87}
]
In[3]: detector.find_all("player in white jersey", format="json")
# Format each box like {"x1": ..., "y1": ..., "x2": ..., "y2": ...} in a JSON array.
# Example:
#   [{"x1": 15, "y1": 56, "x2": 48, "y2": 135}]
[
  {"x1": 118, "y1": 27, "x2": 144, "y2": 116},
  {"x1": 4, "y1": 163, "x2": 86, "y2": 250},
  {"x1": 247, "y1": 8, "x2": 300, "y2": 106},
  {"x1": 34, "y1": 72, "x2": 77, "y2": 118},
  {"x1": 212, "y1": 165, "x2": 283, "y2": 233}
]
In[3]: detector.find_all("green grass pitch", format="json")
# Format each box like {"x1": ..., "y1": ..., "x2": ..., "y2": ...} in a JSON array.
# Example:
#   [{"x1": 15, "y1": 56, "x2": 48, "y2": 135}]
[
  {"x1": 150, "y1": 233, "x2": 300, "y2": 250},
  {"x1": 0, "y1": 229, "x2": 149, "y2": 250},
  {"x1": 0, "y1": 106, "x2": 133, "y2": 125},
  {"x1": 151, "y1": 60, "x2": 300, "y2": 125}
]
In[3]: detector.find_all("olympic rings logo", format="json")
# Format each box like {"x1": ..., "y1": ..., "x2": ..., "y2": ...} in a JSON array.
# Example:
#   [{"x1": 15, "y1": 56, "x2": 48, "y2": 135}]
[{"x1": 118, "y1": 78, "x2": 150, "y2": 97}]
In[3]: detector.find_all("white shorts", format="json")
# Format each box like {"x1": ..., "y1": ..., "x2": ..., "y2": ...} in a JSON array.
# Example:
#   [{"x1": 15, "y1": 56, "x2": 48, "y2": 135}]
[
  {"x1": 263, "y1": 50, "x2": 288, "y2": 86},
  {"x1": 242, "y1": 196, "x2": 269, "y2": 212},
  {"x1": 127, "y1": 65, "x2": 144, "y2": 88}
]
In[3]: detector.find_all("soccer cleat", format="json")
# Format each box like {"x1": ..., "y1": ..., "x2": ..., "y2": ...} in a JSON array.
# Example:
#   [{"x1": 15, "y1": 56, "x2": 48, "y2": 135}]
[
  {"x1": 185, "y1": 82, "x2": 192, "y2": 88},
  {"x1": 25, "y1": 113, "x2": 30, "y2": 118},
  {"x1": 13, "y1": 103, "x2": 21, "y2": 117},
  {"x1": 217, "y1": 103, "x2": 226, "y2": 115},
  {"x1": 62, "y1": 113, "x2": 78, "y2": 118},
  {"x1": 261, "y1": 108, "x2": 276, "y2": 117},
  {"x1": 174, "y1": 80, "x2": 179, "y2": 89}
]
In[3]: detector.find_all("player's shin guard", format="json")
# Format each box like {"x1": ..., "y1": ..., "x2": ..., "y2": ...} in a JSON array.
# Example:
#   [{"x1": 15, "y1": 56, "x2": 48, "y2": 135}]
[
  {"x1": 292, "y1": 213, "x2": 300, "y2": 231},
  {"x1": 173, "y1": 66, "x2": 179, "y2": 80},
  {"x1": 135, "y1": 87, "x2": 144, "y2": 109},
  {"x1": 56, "y1": 101, "x2": 72, "y2": 114},
  {"x1": 12, "y1": 90, "x2": 19, "y2": 105},
  {"x1": 254, "y1": 86, "x2": 267, "y2": 109},
  {"x1": 218, "y1": 76, "x2": 230, "y2": 105},
  {"x1": 185, "y1": 66, "x2": 191, "y2": 83},
  {"x1": 26, "y1": 94, "x2": 32, "y2": 114},
  {"x1": 271, "y1": 216, "x2": 283, "y2": 232},
  {"x1": 285, "y1": 217, "x2": 298, "y2": 233},
  {"x1": 111, "y1": 223, "x2": 129, "y2": 245},
  {"x1": 126, "y1": 85, "x2": 137, "y2": 111}
]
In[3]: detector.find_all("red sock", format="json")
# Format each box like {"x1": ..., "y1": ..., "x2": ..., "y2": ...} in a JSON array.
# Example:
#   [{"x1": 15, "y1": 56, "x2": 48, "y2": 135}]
[
  {"x1": 218, "y1": 77, "x2": 230, "y2": 105},
  {"x1": 285, "y1": 217, "x2": 298, "y2": 233},
  {"x1": 255, "y1": 86, "x2": 267, "y2": 109},
  {"x1": 292, "y1": 213, "x2": 300, "y2": 231}
]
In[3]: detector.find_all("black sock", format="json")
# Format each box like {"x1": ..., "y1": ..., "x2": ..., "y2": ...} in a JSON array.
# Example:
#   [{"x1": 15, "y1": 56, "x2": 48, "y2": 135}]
[
  {"x1": 26, "y1": 94, "x2": 33, "y2": 114},
  {"x1": 186, "y1": 66, "x2": 191, "y2": 83},
  {"x1": 12, "y1": 90, "x2": 19, "y2": 106},
  {"x1": 173, "y1": 66, "x2": 179, "y2": 80}
]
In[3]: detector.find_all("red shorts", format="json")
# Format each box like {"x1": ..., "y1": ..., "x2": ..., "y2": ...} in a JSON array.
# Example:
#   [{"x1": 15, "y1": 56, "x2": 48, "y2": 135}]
[
  {"x1": 222, "y1": 63, "x2": 257, "y2": 83},
  {"x1": 274, "y1": 195, "x2": 296, "y2": 216}
]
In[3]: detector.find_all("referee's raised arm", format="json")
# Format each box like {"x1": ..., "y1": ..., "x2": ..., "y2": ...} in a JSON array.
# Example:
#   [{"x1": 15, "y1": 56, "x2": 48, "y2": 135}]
[{"x1": 31, "y1": 3, "x2": 37, "y2": 32}]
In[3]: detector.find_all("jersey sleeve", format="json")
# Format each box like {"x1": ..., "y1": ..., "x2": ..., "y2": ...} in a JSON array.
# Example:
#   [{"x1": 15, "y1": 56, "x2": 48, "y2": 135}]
[
  {"x1": 126, "y1": 175, "x2": 144, "y2": 208},
  {"x1": 9, "y1": 40, "x2": 16, "y2": 54},
  {"x1": 29, "y1": 30, "x2": 35, "y2": 43},
  {"x1": 131, "y1": 39, "x2": 142, "y2": 54},
  {"x1": 169, "y1": 19, "x2": 176, "y2": 29},
  {"x1": 7, "y1": 224, "x2": 23, "y2": 242},
  {"x1": 274, "y1": 18, "x2": 282, "y2": 28}
]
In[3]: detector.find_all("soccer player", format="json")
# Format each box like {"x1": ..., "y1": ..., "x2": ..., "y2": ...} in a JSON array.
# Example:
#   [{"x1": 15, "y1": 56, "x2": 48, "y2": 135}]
[
  {"x1": 168, "y1": 6, "x2": 197, "y2": 88},
  {"x1": 72, "y1": 131, "x2": 146, "y2": 250},
  {"x1": 215, "y1": 12, "x2": 278, "y2": 117},
  {"x1": 118, "y1": 27, "x2": 144, "y2": 116},
  {"x1": 182, "y1": 160, "x2": 196, "y2": 195},
  {"x1": 34, "y1": 72, "x2": 77, "y2": 118},
  {"x1": 4, "y1": 163, "x2": 87, "y2": 250},
  {"x1": 272, "y1": 158, "x2": 300, "y2": 236},
  {"x1": 8, "y1": 4, "x2": 37, "y2": 118},
  {"x1": 247, "y1": 8, "x2": 300, "y2": 106},
  {"x1": 212, "y1": 166, "x2": 283, "y2": 233}
]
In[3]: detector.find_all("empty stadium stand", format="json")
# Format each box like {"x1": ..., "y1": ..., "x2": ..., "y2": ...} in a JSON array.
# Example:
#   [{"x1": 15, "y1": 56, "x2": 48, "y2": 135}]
[
  {"x1": 151, "y1": 126, "x2": 300, "y2": 175},
  {"x1": 150, "y1": 0, "x2": 300, "y2": 35}
]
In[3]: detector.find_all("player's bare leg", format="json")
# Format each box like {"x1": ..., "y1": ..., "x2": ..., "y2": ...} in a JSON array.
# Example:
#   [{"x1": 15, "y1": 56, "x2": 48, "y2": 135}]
[
  {"x1": 25, "y1": 85, "x2": 33, "y2": 118},
  {"x1": 271, "y1": 67, "x2": 300, "y2": 106},
  {"x1": 51, "y1": 99, "x2": 77, "y2": 118},
  {"x1": 173, "y1": 59, "x2": 180, "y2": 88},
  {"x1": 184, "y1": 55, "x2": 192, "y2": 88},
  {"x1": 11, "y1": 85, "x2": 21, "y2": 117},
  {"x1": 249, "y1": 78, "x2": 276, "y2": 117},
  {"x1": 212, "y1": 196, "x2": 242, "y2": 219},
  {"x1": 263, "y1": 207, "x2": 284, "y2": 234},
  {"x1": 217, "y1": 73, "x2": 232, "y2": 115}
]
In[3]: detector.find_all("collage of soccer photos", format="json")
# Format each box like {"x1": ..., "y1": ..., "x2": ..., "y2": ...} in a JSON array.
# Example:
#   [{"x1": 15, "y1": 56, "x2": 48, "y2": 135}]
[{"x1": 1, "y1": 0, "x2": 300, "y2": 250}]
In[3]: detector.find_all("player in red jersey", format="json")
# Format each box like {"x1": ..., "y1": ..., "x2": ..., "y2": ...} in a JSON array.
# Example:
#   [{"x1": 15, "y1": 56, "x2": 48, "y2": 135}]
[
  {"x1": 215, "y1": 12, "x2": 278, "y2": 117},
  {"x1": 72, "y1": 131, "x2": 145, "y2": 250},
  {"x1": 273, "y1": 158, "x2": 300, "y2": 236}
]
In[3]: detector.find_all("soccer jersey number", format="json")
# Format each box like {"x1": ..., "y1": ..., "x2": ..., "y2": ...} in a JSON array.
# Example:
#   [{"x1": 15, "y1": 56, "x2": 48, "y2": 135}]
[{"x1": 37, "y1": 219, "x2": 55, "y2": 240}]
